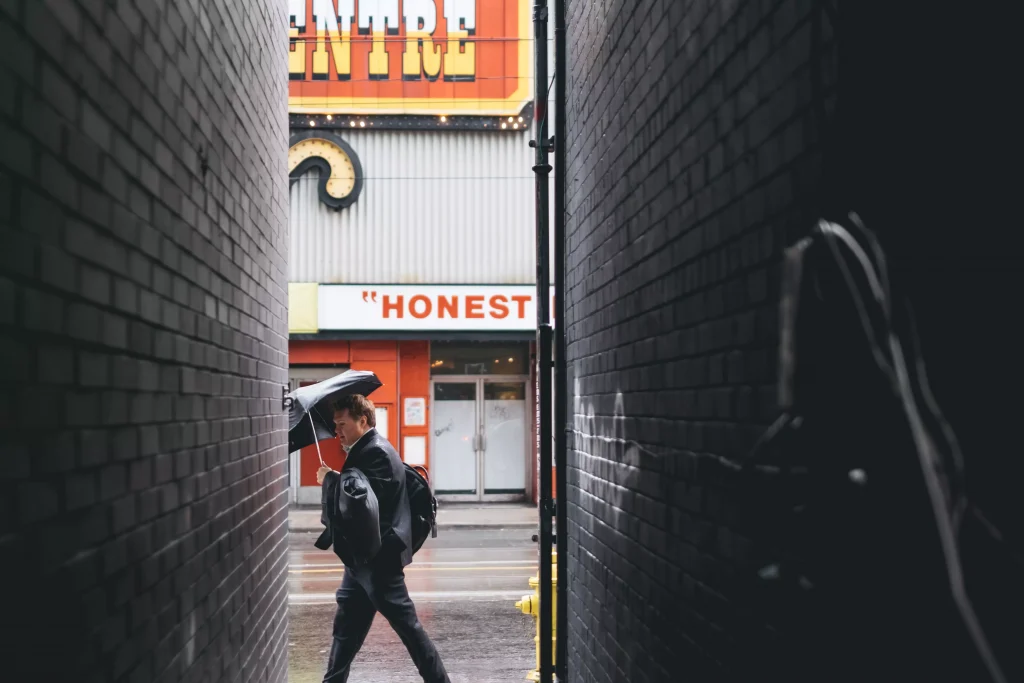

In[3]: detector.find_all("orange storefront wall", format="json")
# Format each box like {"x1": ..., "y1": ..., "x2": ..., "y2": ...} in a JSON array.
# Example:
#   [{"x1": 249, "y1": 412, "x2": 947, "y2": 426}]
[
  {"x1": 290, "y1": 340, "x2": 431, "y2": 487},
  {"x1": 397, "y1": 341, "x2": 431, "y2": 474}
]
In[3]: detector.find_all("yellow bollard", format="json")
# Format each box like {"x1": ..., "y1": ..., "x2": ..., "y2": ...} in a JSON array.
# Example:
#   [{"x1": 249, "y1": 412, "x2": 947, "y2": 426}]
[{"x1": 514, "y1": 550, "x2": 557, "y2": 682}]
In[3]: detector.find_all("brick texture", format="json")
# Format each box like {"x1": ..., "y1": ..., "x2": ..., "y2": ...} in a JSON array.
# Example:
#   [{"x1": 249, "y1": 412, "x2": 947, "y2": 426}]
[
  {"x1": 562, "y1": 0, "x2": 834, "y2": 681},
  {"x1": 564, "y1": 1, "x2": 1024, "y2": 682},
  {"x1": 0, "y1": 1, "x2": 290, "y2": 681}
]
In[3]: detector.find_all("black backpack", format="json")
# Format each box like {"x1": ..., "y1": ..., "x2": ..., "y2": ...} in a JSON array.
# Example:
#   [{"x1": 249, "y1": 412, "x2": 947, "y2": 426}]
[
  {"x1": 747, "y1": 214, "x2": 1021, "y2": 683},
  {"x1": 404, "y1": 463, "x2": 438, "y2": 553}
]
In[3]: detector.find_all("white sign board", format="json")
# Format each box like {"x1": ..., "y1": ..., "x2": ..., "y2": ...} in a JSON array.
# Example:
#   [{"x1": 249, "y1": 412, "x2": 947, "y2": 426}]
[
  {"x1": 403, "y1": 436, "x2": 427, "y2": 466},
  {"x1": 375, "y1": 407, "x2": 389, "y2": 441},
  {"x1": 319, "y1": 285, "x2": 552, "y2": 332}
]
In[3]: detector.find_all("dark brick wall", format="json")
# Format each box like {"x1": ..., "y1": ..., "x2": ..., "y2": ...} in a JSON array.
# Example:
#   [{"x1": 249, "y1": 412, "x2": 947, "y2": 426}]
[
  {"x1": 563, "y1": 1, "x2": 833, "y2": 679},
  {"x1": 563, "y1": 1, "x2": 1023, "y2": 682},
  {"x1": 0, "y1": 1, "x2": 290, "y2": 681}
]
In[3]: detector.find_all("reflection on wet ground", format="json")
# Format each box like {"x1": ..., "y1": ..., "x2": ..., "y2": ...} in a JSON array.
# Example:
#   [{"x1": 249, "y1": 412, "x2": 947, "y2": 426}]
[{"x1": 288, "y1": 529, "x2": 538, "y2": 682}]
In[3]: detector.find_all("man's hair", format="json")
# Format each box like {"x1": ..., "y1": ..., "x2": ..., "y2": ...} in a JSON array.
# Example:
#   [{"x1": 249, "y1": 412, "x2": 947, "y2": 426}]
[{"x1": 333, "y1": 394, "x2": 376, "y2": 428}]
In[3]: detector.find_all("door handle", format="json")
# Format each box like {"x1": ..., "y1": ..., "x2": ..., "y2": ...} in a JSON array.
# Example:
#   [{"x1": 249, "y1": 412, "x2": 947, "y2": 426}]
[{"x1": 480, "y1": 434, "x2": 486, "y2": 452}]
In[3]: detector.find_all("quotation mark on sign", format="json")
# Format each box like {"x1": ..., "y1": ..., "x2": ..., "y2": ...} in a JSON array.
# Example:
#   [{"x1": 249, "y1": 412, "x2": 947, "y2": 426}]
[{"x1": 362, "y1": 291, "x2": 378, "y2": 303}]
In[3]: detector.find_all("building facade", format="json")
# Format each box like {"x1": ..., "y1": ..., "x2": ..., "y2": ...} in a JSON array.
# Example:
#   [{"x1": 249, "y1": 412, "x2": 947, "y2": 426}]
[
  {"x1": 285, "y1": 0, "x2": 544, "y2": 504},
  {"x1": 0, "y1": 1, "x2": 290, "y2": 681}
]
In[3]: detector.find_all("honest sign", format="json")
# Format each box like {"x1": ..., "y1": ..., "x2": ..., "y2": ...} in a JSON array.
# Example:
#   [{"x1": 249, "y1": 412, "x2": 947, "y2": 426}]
[{"x1": 318, "y1": 285, "x2": 553, "y2": 331}]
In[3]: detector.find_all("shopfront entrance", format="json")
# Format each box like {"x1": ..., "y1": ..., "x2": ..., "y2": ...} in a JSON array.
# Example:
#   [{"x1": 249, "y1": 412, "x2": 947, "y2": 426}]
[
  {"x1": 430, "y1": 375, "x2": 530, "y2": 501},
  {"x1": 286, "y1": 337, "x2": 534, "y2": 505}
]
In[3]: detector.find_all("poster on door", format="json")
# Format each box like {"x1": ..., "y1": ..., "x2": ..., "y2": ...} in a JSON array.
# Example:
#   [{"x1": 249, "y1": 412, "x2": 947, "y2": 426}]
[{"x1": 404, "y1": 397, "x2": 427, "y2": 426}]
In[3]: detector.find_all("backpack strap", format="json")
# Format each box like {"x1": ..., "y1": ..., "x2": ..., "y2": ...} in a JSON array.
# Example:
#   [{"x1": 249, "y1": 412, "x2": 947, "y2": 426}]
[
  {"x1": 816, "y1": 215, "x2": 1006, "y2": 683},
  {"x1": 411, "y1": 465, "x2": 431, "y2": 486}
]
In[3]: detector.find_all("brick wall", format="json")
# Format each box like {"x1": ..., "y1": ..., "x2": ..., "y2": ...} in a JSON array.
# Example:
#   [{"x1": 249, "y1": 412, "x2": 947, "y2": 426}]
[
  {"x1": 564, "y1": 1, "x2": 1023, "y2": 682},
  {"x1": 0, "y1": 1, "x2": 290, "y2": 681},
  {"x1": 563, "y1": 0, "x2": 833, "y2": 680}
]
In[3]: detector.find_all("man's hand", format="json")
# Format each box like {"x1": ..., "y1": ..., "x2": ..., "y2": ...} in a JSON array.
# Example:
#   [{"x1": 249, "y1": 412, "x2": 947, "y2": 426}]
[{"x1": 316, "y1": 465, "x2": 334, "y2": 485}]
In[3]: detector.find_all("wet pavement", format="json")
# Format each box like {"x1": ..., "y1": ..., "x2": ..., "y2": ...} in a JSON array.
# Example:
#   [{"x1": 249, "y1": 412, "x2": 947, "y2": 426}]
[{"x1": 288, "y1": 528, "x2": 538, "y2": 682}]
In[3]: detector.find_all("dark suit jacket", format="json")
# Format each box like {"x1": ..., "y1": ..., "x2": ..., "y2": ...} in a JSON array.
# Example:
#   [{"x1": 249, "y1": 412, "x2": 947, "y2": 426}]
[
  {"x1": 342, "y1": 428, "x2": 413, "y2": 567},
  {"x1": 315, "y1": 467, "x2": 381, "y2": 568}
]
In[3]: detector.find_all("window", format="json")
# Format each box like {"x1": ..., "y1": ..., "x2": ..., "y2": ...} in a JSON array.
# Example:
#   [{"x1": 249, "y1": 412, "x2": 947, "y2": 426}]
[
  {"x1": 430, "y1": 342, "x2": 529, "y2": 375},
  {"x1": 484, "y1": 382, "x2": 527, "y2": 400},
  {"x1": 434, "y1": 382, "x2": 477, "y2": 401}
]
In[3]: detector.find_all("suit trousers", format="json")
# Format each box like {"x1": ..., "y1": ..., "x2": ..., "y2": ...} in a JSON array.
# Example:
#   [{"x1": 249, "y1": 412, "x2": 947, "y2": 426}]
[{"x1": 323, "y1": 552, "x2": 450, "y2": 683}]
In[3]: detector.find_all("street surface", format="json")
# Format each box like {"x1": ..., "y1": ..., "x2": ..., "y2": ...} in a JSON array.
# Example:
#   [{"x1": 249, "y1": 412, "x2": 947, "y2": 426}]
[{"x1": 288, "y1": 528, "x2": 538, "y2": 682}]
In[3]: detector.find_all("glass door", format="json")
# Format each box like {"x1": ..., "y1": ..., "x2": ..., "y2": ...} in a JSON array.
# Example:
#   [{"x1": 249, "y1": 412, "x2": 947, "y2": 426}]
[
  {"x1": 482, "y1": 380, "x2": 528, "y2": 496},
  {"x1": 430, "y1": 376, "x2": 529, "y2": 501},
  {"x1": 431, "y1": 381, "x2": 479, "y2": 497}
]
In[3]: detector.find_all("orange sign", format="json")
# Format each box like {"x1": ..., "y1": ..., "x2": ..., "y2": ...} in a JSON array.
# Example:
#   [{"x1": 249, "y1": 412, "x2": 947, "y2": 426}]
[{"x1": 287, "y1": 0, "x2": 532, "y2": 116}]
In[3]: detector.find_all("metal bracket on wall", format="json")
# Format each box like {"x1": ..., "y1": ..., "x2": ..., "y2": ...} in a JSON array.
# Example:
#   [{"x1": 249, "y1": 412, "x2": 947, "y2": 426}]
[
  {"x1": 529, "y1": 136, "x2": 556, "y2": 154},
  {"x1": 282, "y1": 385, "x2": 293, "y2": 411}
]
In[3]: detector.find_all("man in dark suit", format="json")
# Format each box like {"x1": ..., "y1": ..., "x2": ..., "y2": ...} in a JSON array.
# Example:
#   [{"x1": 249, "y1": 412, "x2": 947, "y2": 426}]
[{"x1": 315, "y1": 394, "x2": 450, "y2": 683}]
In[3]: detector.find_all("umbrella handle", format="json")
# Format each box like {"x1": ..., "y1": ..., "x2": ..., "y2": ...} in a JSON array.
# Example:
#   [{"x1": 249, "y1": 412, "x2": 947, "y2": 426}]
[{"x1": 309, "y1": 411, "x2": 327, "y2": 468}]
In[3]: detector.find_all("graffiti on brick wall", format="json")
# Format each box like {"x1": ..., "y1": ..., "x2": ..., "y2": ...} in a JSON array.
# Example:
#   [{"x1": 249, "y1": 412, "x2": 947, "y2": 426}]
[{"x1": 572, "y1": 372, "x2": 642, "y2": 495}]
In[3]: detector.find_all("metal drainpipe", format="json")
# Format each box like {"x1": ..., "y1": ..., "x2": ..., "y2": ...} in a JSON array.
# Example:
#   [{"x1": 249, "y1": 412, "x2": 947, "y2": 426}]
[
  {"x1": 552, "y1": 0, "x2": 568, "y2": 678},
  {"x1": 530, "y1": 0, "x2": 554, "y2": 680},
  {"x1": 552, "y1": 0, "x2": 569, "y2": 679}
]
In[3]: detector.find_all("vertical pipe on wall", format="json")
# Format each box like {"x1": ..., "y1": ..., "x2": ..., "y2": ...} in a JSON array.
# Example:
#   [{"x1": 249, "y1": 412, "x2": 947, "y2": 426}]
[
  {"x1": 532, "y1": 0, "x2": 554, "y2": 681},
  {"x1": 553, "y1": 0, "x2": 568, "y2": 678}
]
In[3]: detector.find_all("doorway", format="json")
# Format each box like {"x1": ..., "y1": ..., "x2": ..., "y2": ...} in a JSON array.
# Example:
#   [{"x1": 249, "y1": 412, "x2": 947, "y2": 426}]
[{"x1": 430, "y1": 375, "x2": 530, "y2": 501}]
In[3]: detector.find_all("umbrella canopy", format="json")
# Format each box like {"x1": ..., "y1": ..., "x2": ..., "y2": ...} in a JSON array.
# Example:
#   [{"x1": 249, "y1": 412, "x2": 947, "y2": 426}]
[{"x1": 287, "y1": 370, "x2": 382, "y2": 452}]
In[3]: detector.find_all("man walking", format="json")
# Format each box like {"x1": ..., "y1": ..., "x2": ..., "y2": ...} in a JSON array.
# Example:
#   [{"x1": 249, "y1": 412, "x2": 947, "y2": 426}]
[{"x1": 315, "y1": 394, "x2": 451, "y2": 683}]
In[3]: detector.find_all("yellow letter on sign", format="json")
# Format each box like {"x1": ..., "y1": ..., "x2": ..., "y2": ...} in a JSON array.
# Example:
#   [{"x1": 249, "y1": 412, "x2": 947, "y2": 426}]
[
  {"x1": 360, "y1": 0, "x2": 399, "y2": 79},
  {"x1": 403, "y1": 0, "x2": 443, "y2": 80},
  {"x1": 288, "y1": 0, "x2": 306, "y2": 79},
  {"x1": 444, "y1": 0, "x2": 476, "y2": 81},
  {"x1": 312, "y1": 0, "x2": 353, "y2": 80}
]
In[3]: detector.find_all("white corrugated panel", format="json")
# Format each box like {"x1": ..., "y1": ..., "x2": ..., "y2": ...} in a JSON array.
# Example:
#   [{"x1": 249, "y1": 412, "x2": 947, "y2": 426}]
[{"x1": 289, "y1": 129, "x2": 541, "y2": 284}]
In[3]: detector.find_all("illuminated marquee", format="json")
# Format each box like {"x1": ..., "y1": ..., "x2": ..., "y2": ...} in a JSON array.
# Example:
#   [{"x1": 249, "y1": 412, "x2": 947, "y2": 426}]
[
  {"x1": 288, "y1": 131, "x2": 364, "y2": 210},
  {"x1": 287, "y1": 0, "x2": 531, "y2": 116}
]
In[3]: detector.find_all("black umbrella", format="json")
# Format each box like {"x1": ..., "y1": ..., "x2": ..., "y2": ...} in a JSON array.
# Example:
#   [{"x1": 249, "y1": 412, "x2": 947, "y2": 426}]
[{"x1": 286, "y1": 370, "x2": 383, "y2": 456}]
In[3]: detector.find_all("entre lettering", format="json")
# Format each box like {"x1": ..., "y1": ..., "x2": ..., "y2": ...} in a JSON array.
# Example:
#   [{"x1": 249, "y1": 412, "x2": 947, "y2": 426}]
[{"x1": 288, "y1": 0, "x2": 477, "y2": 82}]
